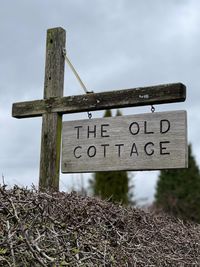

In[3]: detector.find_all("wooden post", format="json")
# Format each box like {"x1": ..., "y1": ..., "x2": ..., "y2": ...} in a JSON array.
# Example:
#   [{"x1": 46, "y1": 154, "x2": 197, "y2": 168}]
[{"x1": 39, "y1": 27, "x2": 65, "y2": 191}]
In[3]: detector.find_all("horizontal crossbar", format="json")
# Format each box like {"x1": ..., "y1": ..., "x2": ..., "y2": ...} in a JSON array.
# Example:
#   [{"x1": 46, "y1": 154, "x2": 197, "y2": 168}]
[{"x1": 12, "y1": 83, "x2": 186, "y2": 118}]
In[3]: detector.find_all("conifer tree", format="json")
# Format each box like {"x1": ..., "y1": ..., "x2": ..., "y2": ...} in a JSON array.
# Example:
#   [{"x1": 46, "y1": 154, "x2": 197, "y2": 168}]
[
  {"x1": 90, "y1": 110, "x2": 131, "y2": 205},
  {"x1": 155, "y1": 144, "x2": 200, "y2": 223}
]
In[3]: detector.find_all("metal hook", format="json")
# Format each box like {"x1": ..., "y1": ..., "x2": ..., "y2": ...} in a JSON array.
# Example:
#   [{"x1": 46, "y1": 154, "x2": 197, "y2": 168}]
[
  {"x1": 87, "y1": 112, "x2": 92, "y2": 119},
  {"x1": 151, "y1": 105, "x2": 155, "y2": 113}
]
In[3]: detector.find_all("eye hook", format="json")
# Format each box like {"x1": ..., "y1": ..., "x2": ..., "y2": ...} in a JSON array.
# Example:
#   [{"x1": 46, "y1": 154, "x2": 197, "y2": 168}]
[
  {"x1": 151, "y1": 105, "x2": 155, "y2": 113},
  {"x1": 87, "y1": 112, "x2": 92, "y2": 119}
]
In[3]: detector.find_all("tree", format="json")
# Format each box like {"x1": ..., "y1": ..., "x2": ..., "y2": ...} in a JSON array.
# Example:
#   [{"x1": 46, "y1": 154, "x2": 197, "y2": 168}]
[
  {"x1": 90, "y1": 109, "x2": 132, "y2": 205},
  {"x1": 155, "y1": 144, "x2": 200, "y2": 223}
]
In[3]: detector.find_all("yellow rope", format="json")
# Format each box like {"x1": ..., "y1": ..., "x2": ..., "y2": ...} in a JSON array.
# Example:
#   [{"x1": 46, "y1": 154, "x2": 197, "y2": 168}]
[
  {"x1": 63, "y1": 48, "x2": 92, "y2": 94},
  {"x1": 63, "y1": 48, "x2": 93, "y2": 118}
]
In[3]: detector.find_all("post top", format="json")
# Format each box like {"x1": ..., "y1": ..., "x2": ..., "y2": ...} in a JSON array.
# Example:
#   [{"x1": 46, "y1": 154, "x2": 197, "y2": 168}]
[{"x1": 47, "y1": 27, "x2": 66, "y2": 33}]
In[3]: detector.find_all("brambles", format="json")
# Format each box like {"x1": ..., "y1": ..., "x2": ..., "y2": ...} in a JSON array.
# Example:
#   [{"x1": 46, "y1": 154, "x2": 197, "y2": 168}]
[{"x1": 0, "y1": 185, "x2": 200, "y2": 266}]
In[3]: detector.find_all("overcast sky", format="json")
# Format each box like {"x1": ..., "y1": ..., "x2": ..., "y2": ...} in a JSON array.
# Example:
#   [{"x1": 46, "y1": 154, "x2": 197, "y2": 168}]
[{"x1": 1, "y1": 0, "x2": 200, "y2": 205}]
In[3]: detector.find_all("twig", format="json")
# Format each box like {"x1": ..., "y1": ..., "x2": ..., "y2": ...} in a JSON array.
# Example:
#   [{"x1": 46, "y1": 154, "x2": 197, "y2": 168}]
[
  {"x1": 34, "y1": 243, "x2": 55, "y2": 262},
  {"x1": 103, "y1": 240, "x2": 107, "y2": 267},
  {"x1": 0, "y1": 256, "x2": 12, "y2": 267},
  {"x1": 22, "y1": 229, "x2": 47, "y2": 267},
  {"x1": 6, "y1": 220, "x2": 16, "y2": 267},
  {"x1": 2, "y1": 173, "x2": 5, "y2": 186}
]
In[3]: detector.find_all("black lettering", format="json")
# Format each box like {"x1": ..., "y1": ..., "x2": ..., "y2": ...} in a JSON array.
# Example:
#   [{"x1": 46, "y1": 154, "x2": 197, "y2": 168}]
[
  {"x1": 73, "y1": 146, "x2": 82, "y2": 158},
  {"x1": 144, "y1": 142, "x2": 154, "y2": 156},
  {"x1": 130, "y1": 143, "x2": 138, "y2": 156},
  {"x1": 101, "y1": 124, "x2": 110, "y2": 137},
  {"x1": 101, "y1": 144, "x2": 109, "y2": 157},
  {"x1": 87, "y1": 125, "x2": 96, "y2": 138},
  {"x1": 115, "y1": 144, "x2": 124, "y2": 157},
  {"x1": 87, "y1": 146, "x2": 97, "y2": 157},
  {"x1": 74, "y1": 126, "x2": 82, "y2": 139},
  {"x1": 144, "y1": 121, "x2": 154, "y2": 134},
  {"x1": 160, "y1": 141, "x2": 170, "y2": 155},
  {"x1": 160, "y1": 120, "x2": 170, "y2": 134},
  {"x1": 129, "y1": 122, "x2": 140, "y2": 135}
]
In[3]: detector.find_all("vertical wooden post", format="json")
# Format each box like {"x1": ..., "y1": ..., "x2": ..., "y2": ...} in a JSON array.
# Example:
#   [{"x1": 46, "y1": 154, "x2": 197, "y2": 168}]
[{"x1": 39, "y1": 27, "x2": 66, "y2": 191}]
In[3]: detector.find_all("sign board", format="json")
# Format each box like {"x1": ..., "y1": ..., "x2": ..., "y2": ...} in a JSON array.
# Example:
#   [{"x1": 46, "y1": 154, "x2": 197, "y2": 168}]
[{"x1": 62, "y1": 110, "x2": 187, "y2": 173}]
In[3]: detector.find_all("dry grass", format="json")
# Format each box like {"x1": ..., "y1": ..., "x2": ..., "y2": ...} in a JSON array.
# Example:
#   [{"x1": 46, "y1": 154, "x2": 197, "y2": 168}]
[{"x1": 0, "y1": 185, "x2": 200, "y2": 266}]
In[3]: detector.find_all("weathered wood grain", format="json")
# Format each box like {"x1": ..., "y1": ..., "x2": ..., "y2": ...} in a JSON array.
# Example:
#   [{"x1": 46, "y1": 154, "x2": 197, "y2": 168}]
[
  {"x1": 12, "y1": 83, "x2": 186, "y2": 118},
  {"x1": 39, "y1": 27, "x2": 65, "y2": 191},
  {"x1": 61, "y1": 111, "x2": 187, "y2": 173}
]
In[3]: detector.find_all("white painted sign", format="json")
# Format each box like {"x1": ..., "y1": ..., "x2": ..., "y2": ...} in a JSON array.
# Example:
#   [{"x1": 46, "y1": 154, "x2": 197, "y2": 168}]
[{"x1": 61, "y1": 110, "x2": 187, "y2": 173}]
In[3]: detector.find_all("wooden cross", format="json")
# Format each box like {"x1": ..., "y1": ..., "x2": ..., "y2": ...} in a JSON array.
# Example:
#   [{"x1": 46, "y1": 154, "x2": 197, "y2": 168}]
[{"x1": 12, "y1": 27, "x2": 186, "y2": 191}]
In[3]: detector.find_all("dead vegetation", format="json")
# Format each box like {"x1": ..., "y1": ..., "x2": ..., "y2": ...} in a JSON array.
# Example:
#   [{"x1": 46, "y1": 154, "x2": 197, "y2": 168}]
[{"x1": 0, "y1": 185, "x2": 200, "y2": 266}]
